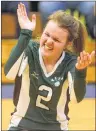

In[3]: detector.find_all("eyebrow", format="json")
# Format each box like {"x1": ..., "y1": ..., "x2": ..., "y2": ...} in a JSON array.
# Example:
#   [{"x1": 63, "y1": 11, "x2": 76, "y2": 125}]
[
  {"x1": 53, "y1": 37, "x2": 60, "y2": 42},
  {"x1": 45, "y1": 31, "x2": 61, "y2": 42}
]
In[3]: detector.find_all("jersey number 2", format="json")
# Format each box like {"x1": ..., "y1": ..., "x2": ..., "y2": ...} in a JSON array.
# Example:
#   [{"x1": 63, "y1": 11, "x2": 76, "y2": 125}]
[{"x1": 36, "y1": 85, "x2": 52, "y2": 110}]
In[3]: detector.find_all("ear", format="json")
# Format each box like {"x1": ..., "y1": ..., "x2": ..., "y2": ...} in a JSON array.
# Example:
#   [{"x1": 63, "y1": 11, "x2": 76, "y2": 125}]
[
  {"x1": 67, "y1": 41, "x2": 73, "y2": 46},
  {"x1": 66, "y1": 41, "x2": 73, "y2": 52}
]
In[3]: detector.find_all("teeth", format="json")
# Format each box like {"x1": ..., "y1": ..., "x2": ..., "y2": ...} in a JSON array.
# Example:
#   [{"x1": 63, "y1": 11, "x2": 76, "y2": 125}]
[{"x1": 45, "y1": 45, "x2": 53, "y2": 50}]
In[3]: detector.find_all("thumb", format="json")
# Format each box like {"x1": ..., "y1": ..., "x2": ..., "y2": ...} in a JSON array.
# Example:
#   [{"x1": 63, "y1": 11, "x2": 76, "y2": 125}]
[
  {"x1": 32, "y1": 14, "x2": 36, "y2": 22},
  {"x1": 31, "y1": 14, "x2": 36, "y2": 30},
  {"x1": 90, "y1": 51, "x2": 95, "y2": 58}
]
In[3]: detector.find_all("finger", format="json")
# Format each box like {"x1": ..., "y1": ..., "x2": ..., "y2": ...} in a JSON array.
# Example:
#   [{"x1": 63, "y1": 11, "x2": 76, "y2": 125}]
[
  {"x1": 76, "y1": 56, "x2": 84, "y2": 69},
  {"x1": 80, "y1": 52, "x2": 84, "y2": 61},
  {"x1": 77, "y1": 56, "x2": 80, "y2": 63},
  {"x1": 82, "y1": 51, "x2": 90, "y2": 64},
  {"x1": 90, "y1": 51, "x2": 95, "y2": 58},
  {"x1": 22, "y1": 3, "x2": 27, "y2": 17},
  {"x1": 21, "y1": 3, "x2": 26, "y2": 17},
  {"x1": 19, "y1": 2, "x2": 24, "y2": 16},
  {"x1": 17, "y1": 9, "x2": 20, "y2": 17},
  {"x1": 83, "y1": 54, "x2": 88, "y2": 61},
  {"x1": 87, "y1": 51, "x2": 95, "y2": 64},
  {"x1": 85, "y1": 53, "x2": 90, "y2": 64},
  {"x1": 32, "y1": 14, "x2": 36, "y2": 28},
  {"x1": 84, "y1": 51, "x2": 93, "y2": 65},
  {"x1": 20, "y1": 2, "x2": 24, "y2": 16},
  {"x1": 80, "y1": 51, "x2": 87, "y2": 65},
  {"x1": 32, "y1": 14, "x2": 36, "y2": 22},
  {"x1": 87, "y1": 53, "x2": 90, "y2": 61},
  {"x1": 87, "y1": 54, "x2": 92, "y2": 65},
  {"x1": 20, "y1": 3, "x2": 24, "y2": 16},
  {"x1": 84, "y1": 53, "x2": 90, "y2": 66},
  {"x1": 18, "y1": 3, "x2": 22, "y2": 16},
  {"x1": 77, "y1": 56, "x2": 82, "y2": 66},
  {"x1": 82, "y1": 50, "x2": 87, "y2": 60},
  {"x1": 18, "y1": 3, "x2": 20, "y2": 9},
  {"x1": 17, "y1": 6, "x2": 21, "y2": 17},
  {"x1": 80, "y1": 50, "x2": 86, "y2": 62},
  {"x1": 88, "y1": 51, "x2": 95, "y2": 61}
]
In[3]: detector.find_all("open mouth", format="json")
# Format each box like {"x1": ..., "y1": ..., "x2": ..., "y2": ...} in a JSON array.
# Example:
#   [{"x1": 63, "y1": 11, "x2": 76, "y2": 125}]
[{"x1": 44, "y1": 45, "x2": 53, "y2": 50}]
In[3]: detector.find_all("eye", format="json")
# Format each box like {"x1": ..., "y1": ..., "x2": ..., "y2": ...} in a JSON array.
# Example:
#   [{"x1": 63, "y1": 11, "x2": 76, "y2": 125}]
[
  {"x1": 53, "y1": 38, "x2": 60, "y2": 42},
  {"x1": 44, "y1": 32, "x2": 50, "y2": 37}
]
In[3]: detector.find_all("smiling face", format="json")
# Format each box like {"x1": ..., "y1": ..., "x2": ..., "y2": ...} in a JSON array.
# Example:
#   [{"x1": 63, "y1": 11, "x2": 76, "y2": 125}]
[{"x1": 40, "y1": 20, "x2": 70, "y2": 61}]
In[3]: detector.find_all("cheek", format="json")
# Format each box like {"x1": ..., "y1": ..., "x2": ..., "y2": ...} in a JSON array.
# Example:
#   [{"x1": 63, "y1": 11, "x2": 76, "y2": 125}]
[
  {"x1": 40, "y1": 36, "x2": 47, "y2": 46},
  {"x1": 55, "y1": 43, "x2": 65, "y2": 51},
  {"x1": 53, "y1": 44, "x2": 66, "y2": 55}
]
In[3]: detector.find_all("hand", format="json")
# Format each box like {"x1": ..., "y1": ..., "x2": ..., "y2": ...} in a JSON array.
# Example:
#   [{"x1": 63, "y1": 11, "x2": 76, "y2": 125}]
[
  {"x1": 17, "y1": 2, "x2": 36, "y2": 31},
  {"x1": 75, "y1": 50, "x2": 95, "y2": 70}
]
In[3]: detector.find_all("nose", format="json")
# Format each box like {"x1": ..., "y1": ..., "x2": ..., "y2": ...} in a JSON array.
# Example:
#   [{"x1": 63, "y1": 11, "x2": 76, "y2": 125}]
[{"x1": 46, "y1": 37, "x2": 54, "y2": 45}]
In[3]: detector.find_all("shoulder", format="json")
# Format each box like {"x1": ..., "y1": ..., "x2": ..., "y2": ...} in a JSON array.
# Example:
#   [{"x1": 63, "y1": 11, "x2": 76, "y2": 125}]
[
  {"x1": 26, "y1": 39, "x2": 40, "y2": 54},
  {"x1": 24, "y1": 40, "x2": 40, "y2": 57},
  {"x1": 28, "y1": 39, "x2": 40, "y2": 50},
  {"x1": 64, "y1": 51, "x2": 77, "y2": 70},
  {"x1": 65, "y1": 51, "x2": 77, "y2": 61}
]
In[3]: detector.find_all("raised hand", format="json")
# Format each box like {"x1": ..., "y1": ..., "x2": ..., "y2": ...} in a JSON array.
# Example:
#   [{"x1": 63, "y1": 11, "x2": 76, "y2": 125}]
[
  {"x1": 17, "y1": 2, "x2": 36, "y2": 31},
  {"x1": 75, "y1": 50, "x2": 95, "y2": 70}
]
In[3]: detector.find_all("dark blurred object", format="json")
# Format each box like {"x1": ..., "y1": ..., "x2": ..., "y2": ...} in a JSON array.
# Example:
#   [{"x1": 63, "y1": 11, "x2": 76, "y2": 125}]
[
  {"x1": 38, "y1": 1, "x2": 95, "y2": 39},
  {"x1": 1, "y1": 1, "x2": 30, "y2": 13},
  {"x1": 30, "y1": 1, "x2": 39, "y2": 12}
]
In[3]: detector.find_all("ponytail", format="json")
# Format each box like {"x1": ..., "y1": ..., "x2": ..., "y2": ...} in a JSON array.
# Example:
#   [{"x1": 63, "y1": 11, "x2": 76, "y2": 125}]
[{"x1": 73, "y1": 22, "x2": 87, "y2": 56}]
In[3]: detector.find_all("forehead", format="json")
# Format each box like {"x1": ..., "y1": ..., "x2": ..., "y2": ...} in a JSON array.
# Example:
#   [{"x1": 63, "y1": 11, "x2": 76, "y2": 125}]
[{"x1": 44, "y1": 20, "x2": 69, "y2": 39}]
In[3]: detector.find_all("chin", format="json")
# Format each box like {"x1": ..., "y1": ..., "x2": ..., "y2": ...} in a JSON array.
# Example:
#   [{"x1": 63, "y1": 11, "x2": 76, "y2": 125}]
[{"x1": 42, "y1": 51, "x2": 51, "y2": 58}]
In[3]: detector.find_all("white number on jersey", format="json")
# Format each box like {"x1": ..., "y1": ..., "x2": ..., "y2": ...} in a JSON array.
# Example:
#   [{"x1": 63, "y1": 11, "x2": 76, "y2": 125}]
[{"x1": 36, "y1": 85, "x2": 52, "y2": 110}]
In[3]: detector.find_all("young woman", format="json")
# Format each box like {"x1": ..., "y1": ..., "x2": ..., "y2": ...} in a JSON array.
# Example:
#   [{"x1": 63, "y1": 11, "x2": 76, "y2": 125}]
[{"x1": 4, "y1": 3, "x2": 95, "y2": 131}]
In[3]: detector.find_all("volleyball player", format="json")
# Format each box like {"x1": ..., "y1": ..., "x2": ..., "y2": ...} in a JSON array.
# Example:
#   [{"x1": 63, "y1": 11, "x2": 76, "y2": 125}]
[{"x1": 4, "y1": 3, "x2": 95, "y2": 131}]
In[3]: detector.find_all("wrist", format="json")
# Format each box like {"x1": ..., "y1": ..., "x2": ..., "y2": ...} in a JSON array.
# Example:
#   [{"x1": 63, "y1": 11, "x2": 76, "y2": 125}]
[
  {"x1": 20, "y1": 29, "x2": 32, "y2": 38},
  {"x1": 75, "y1": 63, "x2": 86, "y2": 70}
]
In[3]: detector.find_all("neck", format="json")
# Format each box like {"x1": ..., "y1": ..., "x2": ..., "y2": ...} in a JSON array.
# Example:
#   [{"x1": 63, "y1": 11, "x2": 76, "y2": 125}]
[
  {"x1": 39, "y1": 48, "x2": 64, "y2": 73},
  {"x1": 43, "y1": 56, "x2": 57, "y2": 66},
  {"x1": 42, "y1": 52, "x2": 63, "y2": 68},
  {"x1": 42, "y1": 56, "x2": 57, "y2": 73}
]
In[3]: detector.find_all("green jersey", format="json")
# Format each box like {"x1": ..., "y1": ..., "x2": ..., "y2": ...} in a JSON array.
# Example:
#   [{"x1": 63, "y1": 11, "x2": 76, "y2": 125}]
[{"x1": 4, "y1": 29, "x2": 86, "y2": 130}]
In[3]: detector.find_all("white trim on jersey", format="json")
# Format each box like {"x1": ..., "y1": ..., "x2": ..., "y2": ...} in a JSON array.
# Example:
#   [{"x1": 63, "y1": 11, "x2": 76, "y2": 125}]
[
  {"x1": 10, "y1": 65, "x2": 30, "y2": 127},
  {"x1": 6, "y1": 52, "x2": 24, "y2": 80},
  {"x1": 68, "y1": 71, "x2": 77, "y2": 103},
  {"x1": 39, "y1": 48, "x2": 65, "y2": 77},
  {"x1": 18, "y1": 55, "x2": 28, "y2": 77},
  {"x1": 56, "y1": 79, "x2": 69, "y2": 130}
]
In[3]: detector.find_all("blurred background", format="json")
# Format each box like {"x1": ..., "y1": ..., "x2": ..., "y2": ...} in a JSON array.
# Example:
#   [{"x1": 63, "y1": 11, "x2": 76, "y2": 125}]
[{"x1": 1, "y1": 1, "x2": 95, "y2": 130}]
